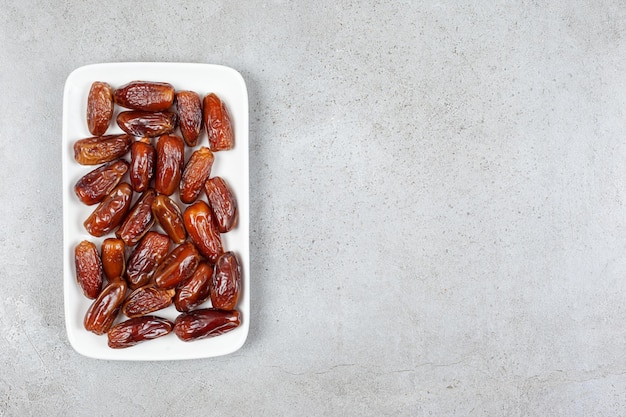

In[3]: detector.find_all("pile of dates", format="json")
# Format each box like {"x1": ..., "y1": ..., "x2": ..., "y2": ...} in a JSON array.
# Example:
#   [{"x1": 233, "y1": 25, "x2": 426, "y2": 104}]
[{"x1": 73, "y1": 81, "x2": 241, "y2": 349}]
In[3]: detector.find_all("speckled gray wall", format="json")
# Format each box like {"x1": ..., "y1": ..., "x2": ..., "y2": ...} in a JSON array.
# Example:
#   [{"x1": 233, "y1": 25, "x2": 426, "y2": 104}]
[{"x1": 1, "y1": 1, "x2": 626, "y2": 416}]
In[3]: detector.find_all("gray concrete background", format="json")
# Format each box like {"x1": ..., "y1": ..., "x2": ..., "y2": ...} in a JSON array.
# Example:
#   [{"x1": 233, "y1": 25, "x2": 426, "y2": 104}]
[{"x1": 1, "y1": 1, "x2": 625, "y2": 415}]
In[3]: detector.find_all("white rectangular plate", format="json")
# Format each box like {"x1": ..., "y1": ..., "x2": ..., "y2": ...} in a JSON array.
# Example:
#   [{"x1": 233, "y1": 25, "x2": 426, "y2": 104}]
[{"x1": 62, "y1": 63, "x2": 249, "y2": 360}]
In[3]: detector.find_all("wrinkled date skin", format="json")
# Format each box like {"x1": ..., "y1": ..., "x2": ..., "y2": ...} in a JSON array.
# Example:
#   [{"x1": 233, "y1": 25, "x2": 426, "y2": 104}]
[
  {"x1": 175, "y1": 262, "x2": 213, "y2": 312},
  {"x1": 155, "y1": 134, "x2": 184, "y2": 196},
  {"x1": 87, "y1": 81, "x2": 114, "y2": 136},
  {"x1": 74, "y1": 159, "x2": 128, "y2": 205},
  {"x1": 74, "y1": 134, "x2": 133, "y2": 165},
  {"x1": 117, "y1": 111, "x2": 178, "y2": 137},
  {"x1": 126, "y1": 232, "x2": 170, "y2": 289},
  {"x1": 151, "y1": 194, "x2": 187, "y2": 244},
  {"x1": 122, "y1": 285, "x2": 175, "y2": 318},
  {"x1": 101, "y1": 238, "x2": 126, "y2": 282},
  {"x1": 174, "y1": 308, "x2": 240, "y2": 341},
  {"x1": 153, "y1": 242, "x2": 200, "y2": 290},
  {"x1": 176, "y1": 90, "x2": 202, "y2": 146},
  {"x1": 203, "y1": 93, "x2": 234, "y2": 151},
  {"x1": 107, "y1": 316, "x2": 174, "y2": 349},
  {"x1": 84, "y1": 183, "x2": 133, "y2": 237},
  {"x1": 129, "y1": 138, "x2": 155, "y2": 193},
  {"x1": 75, "y1": 240, "x2": 103, "y2": 299},
  {"x1": 204, "y1": 176, "x2": 238, "y2": 233},
  {"x1": 84, "y1": 280, "x2": 127, "y2": 335},
  {"x1": 183, "y1": 201, "x2": 223, "y2": 263},
  {"x1": 211, "y1": 252, "x2": 241, "y2": 310},
  {"x1": 114, "y1": 81, "x2": 175, "y2": 111},
  {"x1": 116, "y1": 189, "x2": 156, "y2": 246},
  {"x1": 179, "y1": 147, "x2": 214, "y2": 204}
]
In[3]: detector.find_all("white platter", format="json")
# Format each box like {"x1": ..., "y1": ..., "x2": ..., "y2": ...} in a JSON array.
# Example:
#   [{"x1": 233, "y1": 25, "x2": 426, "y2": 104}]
[{"x1": 62, "y1": 63, "x2": 249, "y2": 360}]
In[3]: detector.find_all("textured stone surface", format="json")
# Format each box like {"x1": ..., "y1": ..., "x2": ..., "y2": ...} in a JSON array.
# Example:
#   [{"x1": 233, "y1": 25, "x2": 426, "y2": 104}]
[{"x1": 1, "y1": 1, "x2": 626, "y2": 415}]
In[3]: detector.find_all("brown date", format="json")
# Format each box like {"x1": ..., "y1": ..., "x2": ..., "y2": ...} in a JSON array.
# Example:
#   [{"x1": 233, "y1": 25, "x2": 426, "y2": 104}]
[
  {"x1": 84, "y1": 280, "x2": 127, "y2": 335},
  {"x1": 101, "y1": 238, "x2": 125, "y2": 282},
  {"x1": 115, "y1": 189, "x2": 156, "y2": 246},
  {"x1": 74, "y1": 159, "x2": 128, "y2": 206},
  {"x1": 153, "y1": 242, "x2": 200, "y2": 290},
  {"x1": 204, "y1": 176, "x2": 238, "y2": 233},
  {"x1": 74, "y1": 240, "x2": 103, "y2": 299},
  {"x1": 176, "y1": 90, "x2": 202, "y2": 146},
  {"x1": 211, "y1": 252, "x2": 241, "y2": 310},
  {"x1": 174, "y1": 262, "x2": 212, "y2": 312},
  {"x1": 129, "y1": 138, "x2": 155, "y2": 193},
  {"x1": 122, "y1": 285, "x2": 175, "y2": 318},
  {"x1": 155, "y1": 134, "x2": 184, "y2": 196},
  {"x1": 83, "y1": 183, "x2": 133, "y2": 237},
  {"x1": 151, "y1": 194, "x2": 186, "y2": 244},
  {"x1": 107, "y1": 316, "x2": 174, "y2": 349},
  {"x1": 74, "y1": 134, "x2": 133, "y2": 165},
  {"x1": 183, "y1": 201, "x2": 223, "y2": 263},
  {"x1": 174, "y1": 308, "x2": 240, "y2": 341},
  {"x1": 203, "y1": 93, "x2": 234, "y2": 151},
  {"x1": 116, "y1": 111, "x2": 177, "y2": 138},
  {"x1": 114, "y1": 81, "x2": 175, "y2": 111},
  {"x1": 179, "y1": 147, "x2": 214, "y2": 204},
  {"x1": 87, "y1": 81, "x2": 113, "y2": 136},
  {"x1": 126, "y1": 232, "x2": 170, "y2": 289}
]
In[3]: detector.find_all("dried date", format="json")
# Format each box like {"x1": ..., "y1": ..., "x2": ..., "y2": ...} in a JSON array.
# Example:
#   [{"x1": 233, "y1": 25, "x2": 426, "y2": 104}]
[
  {"x1": 74, "y1": 159, "x2": 128, "y2": 206},
  {"x1": 174, "y1": 308, "x2": 240, "y2": 341},
  {"x1": 87, "y1": 81, "x2": 113, "y2": 136},
  {"x1": 83, "y1": 183, "x2": 133, "y2": 237},
  {"x1": 75, "y1": 240, "x2": 103, "y2": 299},
  {"x1": 84, "y1": 280, "x2": 127, "y2": 335},
  {"x1": 117, "y1": 111, "x2": 177, "y2": 137},
  {"x1": 176, "y1": 90, "x2": 202, "y2": 146},
  {"x1": 204, "y1": 176, "x2": 237, "y2": 233},
  {"x1": 155, "y1": 134, "x2": 184, "y2": 196},
  {"x1": 122, "y1": 285, "x2": 175, "y2": 318},
  {"x1": 153, "y1": 242, "x2": 200, "y2": 290},
  {"x1": 174, "y1": 262, "x2": 212, "y2": 312},
  {"x1": 183, "y1": 201, "x2": 223, "y2": 263},
  {"x1": 107, "y1": 316, "x2": 174, "y2": 348},
  {"x1": 125, "y1": 231, "x2": 170, "y2": 289},
  {"x1": 74, "y1": 134, "x2": 133, "y2": 165},
  {"x1": 179, "y1": 147, "x2": 214, "y2": 204},
  {"x1": 101, "y1": 238, "x2": 125, "y2": 282},
  {"x1": 116, "y1": 189, "x2": 156, "y2": 246},
  {"x1": 211, "y1": 252, "x2": 241, "y2": 310},
  {"x1": 203, "y1": 93, "x2": 234, "y2": 151},
  {"x1": 114, "y1": 81, "x2": 175, "y2": 111},
  {"x1": 129, "y1": 138, "x2": 155, "y2": 193},
  {"x1": 151, "y1": 194, "x2": 187, "y2": 244}
]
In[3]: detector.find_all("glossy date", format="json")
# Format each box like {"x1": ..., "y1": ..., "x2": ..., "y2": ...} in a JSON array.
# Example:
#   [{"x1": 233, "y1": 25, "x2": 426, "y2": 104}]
[
  {"x1": 183, "y1": 201, "x2": 223, "y2": 263},
  {"x1": 117, "y1": 111, "x2": 177, "y2": 137},
  {"x1": 153, "y1": 242, "x2": 200, "y2": 290},
  {"x1": 107, "y1": 316, "x2": 174, "y2": 349},
  {"x1": 155, "y1": 134, "x2": 184, "y2": 196},
  {"x1": 211, "y1": 252, "x2": 241, "y2": 310},
  {"x1": 122, "y1": 285, "x2": 175, "y2": 318},
  {"x1": 115, "y1": 189, "x2": 156, "y2": 246},
  {"x1": 74, "y1": 134, "x2": 133, "y2": 165},
  {"x1": 174, "y1": 262, "x2": 212, "y2": 312},
  {"x1": 151, "y1": 194, "x2": 187, "y2": 244},
  {"x1": 87, "y1": 81, "x2": 113, "y2": 136},
  {"x1": 174, "y1": 308, "x2": 240, "y2": 341},
  {"x1": 176, "y1": 90, "x2": 202, "y2": 146},
  {"x1": 74, "y1": 159, "x2": 128, "y2": 206},
  {"x1": 204, "y1": 176, "x2": 237, "y2": 233},
  {"x1": 83, "y1": 183, "x2": 133, "y2": 237},
  {"x1": 125, "y1": 231, "x2": 170, "y2": 289},
  {"x1": 203, "y1": 93, "x2": 234, "y2": 151},
  {"x1": 114, "y1": 81, "x2": 175, "y2": 111},
  {"x1": 179, "y1": 147, "x2": 214, "y2": 204},
  {"x1": 84, "y1": 280, "x2": 127, "y2": 335},
  {"x1": 75, "y1": 240, "x2": 103, "y2": 299}
]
